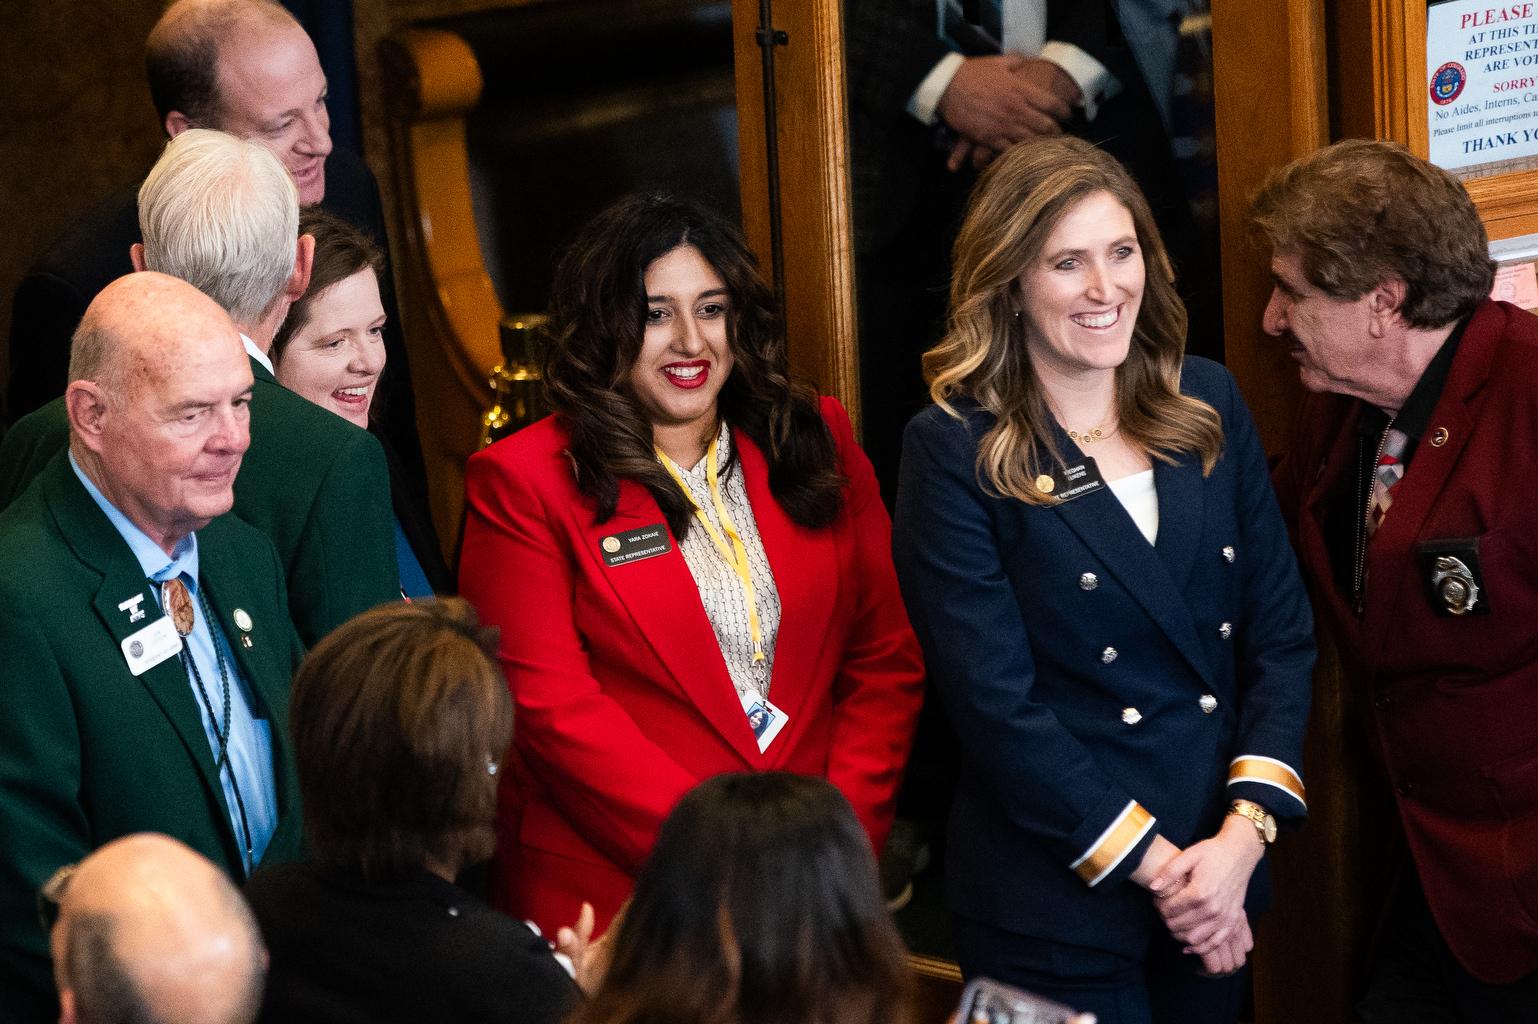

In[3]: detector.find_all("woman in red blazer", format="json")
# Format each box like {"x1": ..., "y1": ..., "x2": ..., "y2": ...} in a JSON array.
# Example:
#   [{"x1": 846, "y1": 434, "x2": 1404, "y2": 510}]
[{"x1": 460, "y1": 193, "x2": 925, "y2": 938}]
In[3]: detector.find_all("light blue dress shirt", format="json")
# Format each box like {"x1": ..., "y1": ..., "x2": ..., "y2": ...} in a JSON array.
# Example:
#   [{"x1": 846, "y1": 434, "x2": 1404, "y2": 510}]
[{"x1": 70, "y1": 453, "x2": 277, "y2": 874}]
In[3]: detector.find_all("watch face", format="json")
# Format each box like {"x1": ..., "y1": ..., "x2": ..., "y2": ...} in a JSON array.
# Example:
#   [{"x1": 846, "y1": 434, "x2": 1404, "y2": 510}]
[{"x1": 1262, "y1": 815, "x2": 1278, "y2": 844}]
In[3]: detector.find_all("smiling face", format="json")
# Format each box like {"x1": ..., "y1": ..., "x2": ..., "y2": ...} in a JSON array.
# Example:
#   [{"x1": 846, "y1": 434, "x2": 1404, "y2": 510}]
[
  {"x1": 105, "y1": 337, "x2": 252, "y2": 549},
  {"x1": 628, "y1": 244, "x2": 735, "y2": 457},
  {"x1": 72, "y1": 279, "x2": 255, "y2": 554},
  {"x1": 212, "y1": 20, "x2": 332, "y2": 205},
  {"x1": 1017, "y1": 190, "x2": 1146, "y2": 383},
  {"x1": 1262, "y1": 249, "x2": 1382, "y2": 400},
  {"x1": 275, "y1": 269, "x2": 387, "y2": 428}
]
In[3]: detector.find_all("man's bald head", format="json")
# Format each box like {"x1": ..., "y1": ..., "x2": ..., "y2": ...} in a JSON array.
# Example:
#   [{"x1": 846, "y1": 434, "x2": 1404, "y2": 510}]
[
  {"x1": 146, "y1": 0, "x2": 333, "y2": 205},
  {"x1": 50, "y1": 834, "x2": 265, "y2": 1024},
  {"x1": 146, "y1": 0, "x2": 298, "y2": 127},
  {"x1": 69, "y1": 272, "x2": 240, "y2": 404},
  {"x1": 67, "y1": 273, "x2": 253, "y2": 555}
]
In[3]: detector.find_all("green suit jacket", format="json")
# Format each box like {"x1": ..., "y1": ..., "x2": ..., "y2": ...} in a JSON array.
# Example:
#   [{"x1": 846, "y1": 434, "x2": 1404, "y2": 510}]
[
  {"x1": 0, "y1": 455, "x2": 307, "y2": 1021},
  {"x1": 0, "y1": 358, "x2": 399, "y2": 647}
]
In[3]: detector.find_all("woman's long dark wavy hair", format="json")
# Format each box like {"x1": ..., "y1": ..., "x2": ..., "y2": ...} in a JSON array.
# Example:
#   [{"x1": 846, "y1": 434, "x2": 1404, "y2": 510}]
[
  {"x1": 568, "y1": 773, "x2": 913, "y2": 1024},
  {"x1": 544, "y1": 193, "x2": 844, "y2": 537}
]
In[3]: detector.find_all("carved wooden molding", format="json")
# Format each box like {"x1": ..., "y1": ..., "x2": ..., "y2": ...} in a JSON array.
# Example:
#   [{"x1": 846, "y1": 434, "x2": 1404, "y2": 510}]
[{"x1": 377, "y1": 26, "x2": 506, "y2": 555}]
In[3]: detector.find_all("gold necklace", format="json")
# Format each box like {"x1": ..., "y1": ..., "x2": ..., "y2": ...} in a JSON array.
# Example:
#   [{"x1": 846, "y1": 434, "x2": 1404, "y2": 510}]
[{"x1": 1067, "y1": 423, "x2": 1116, "y2": 444}]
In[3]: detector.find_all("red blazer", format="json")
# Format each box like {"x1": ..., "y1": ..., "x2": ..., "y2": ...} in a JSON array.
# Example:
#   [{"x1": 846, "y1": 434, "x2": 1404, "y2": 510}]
[
  {"x1": 460, "y1": 398, "x2": 924, "y2": 937},
  {"x1": 1274, "y1": 299, "x2": 1538, "y2": 983}
]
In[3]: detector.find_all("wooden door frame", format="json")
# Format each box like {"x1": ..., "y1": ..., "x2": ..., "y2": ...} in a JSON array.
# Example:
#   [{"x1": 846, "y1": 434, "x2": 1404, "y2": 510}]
[
  {"x1": 731, "y1": 0, "x2": 860, "y2": 431},
  {"x1": 1213, "y1": 3, "x2": 1341, "y2": 1023}
]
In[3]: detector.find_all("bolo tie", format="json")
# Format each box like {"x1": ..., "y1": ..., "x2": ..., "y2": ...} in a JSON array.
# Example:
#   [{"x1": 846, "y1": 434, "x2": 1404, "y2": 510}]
[{"x1": 161, "y1": 577, "x2": 256, "y2": 872}]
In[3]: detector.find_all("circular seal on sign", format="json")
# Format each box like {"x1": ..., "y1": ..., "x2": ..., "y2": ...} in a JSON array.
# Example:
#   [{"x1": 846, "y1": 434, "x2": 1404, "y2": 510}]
[
  {"x1": 129, "y1": 640, "x2": 144, "y2": 659},
  {"x1": 602, "y1": 536, "x2": 622, "y2": 554},
  {"x1": 1034, "y1": 474, "x2": 1055, "y2": 494},
  {"x1": 1430, "y1": 62, "x2": 1467, "y2": 105}
]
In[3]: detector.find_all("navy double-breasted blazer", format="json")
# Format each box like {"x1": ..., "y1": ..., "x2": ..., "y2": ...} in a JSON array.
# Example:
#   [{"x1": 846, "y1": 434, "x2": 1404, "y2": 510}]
[{"x1": 893, "y1": 357, "x2": 1314, "y2": 957}]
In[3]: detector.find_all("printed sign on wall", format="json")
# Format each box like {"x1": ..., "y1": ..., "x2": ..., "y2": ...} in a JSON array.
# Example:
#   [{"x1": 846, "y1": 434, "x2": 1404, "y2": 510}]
[{"x1": 1428, "y1": 1, "x2": 1538, "y2": 170}]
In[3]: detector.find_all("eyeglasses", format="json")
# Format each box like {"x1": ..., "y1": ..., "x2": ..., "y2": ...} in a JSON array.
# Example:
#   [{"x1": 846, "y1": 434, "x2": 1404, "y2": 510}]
[{"x1": 36, "y1": 862, "x2": 77, "y2": 933}]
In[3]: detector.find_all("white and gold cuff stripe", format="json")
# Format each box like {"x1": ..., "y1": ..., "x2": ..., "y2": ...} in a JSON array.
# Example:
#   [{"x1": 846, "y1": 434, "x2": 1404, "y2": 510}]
[
  {"x1": 1071, "y1": 801, "x2": 1155, "y2": 887},
  {"x1": 1228, "y1": 755, "x2": 1306, "y2": 808}
]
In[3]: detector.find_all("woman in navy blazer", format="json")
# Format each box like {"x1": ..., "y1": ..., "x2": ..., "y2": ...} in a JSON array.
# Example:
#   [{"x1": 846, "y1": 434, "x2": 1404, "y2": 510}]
[{"x1": 892, "y1": 138, "x2": 1314, "y2": 1023}]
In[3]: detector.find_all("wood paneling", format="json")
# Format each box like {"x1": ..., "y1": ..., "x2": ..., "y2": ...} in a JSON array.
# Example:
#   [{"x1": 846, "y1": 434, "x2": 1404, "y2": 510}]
[
  {"x1": 1213, "y1": 0, "x2": 1327, "y2": 452},
  {"x1": 0, "y1": 0, "x2": 165, "y2": 400},
  {"x1": 1211, "y1": 4, "x2": 1347, "y2": 1023},
  {"x1": 1330, "y1": 2, "x2": 1378, "y2": 140},
  {"x1": 731, "y1": 0, "x2": 860, "y2": 425}
]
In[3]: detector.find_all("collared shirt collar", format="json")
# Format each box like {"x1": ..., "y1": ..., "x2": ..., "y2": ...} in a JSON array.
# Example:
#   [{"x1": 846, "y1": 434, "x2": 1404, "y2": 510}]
[
  {"x1": 1357, "y1": 315, "x2": 1468, "y2": 442},
  {"x1": 241, "y1": 333, "x2": 274, "y2": 377},
  {"x1": 68, "y1": 451, "x2": 198, "y2": 583},
  {"x1": 677, "y1": 421, "x2": 732, "y2": 478}
]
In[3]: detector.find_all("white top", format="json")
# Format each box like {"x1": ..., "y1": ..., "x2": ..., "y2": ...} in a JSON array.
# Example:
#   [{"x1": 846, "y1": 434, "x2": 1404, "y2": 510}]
[
  {"x1": 1107, "y1": 468, "x2": 1159, "y2": 545},
  {"x1": 673, "y1": 423, "x2": 782, "y2": 701}
]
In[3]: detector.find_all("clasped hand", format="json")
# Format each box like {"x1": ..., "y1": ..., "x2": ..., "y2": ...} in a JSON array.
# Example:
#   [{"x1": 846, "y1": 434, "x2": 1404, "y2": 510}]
[
  {"x1": 938, "y1": 54, "x2": 1081, "y2": 171},
  {"x1": 1135, "y1": 818, "x2": 1265, "y2": 976}
]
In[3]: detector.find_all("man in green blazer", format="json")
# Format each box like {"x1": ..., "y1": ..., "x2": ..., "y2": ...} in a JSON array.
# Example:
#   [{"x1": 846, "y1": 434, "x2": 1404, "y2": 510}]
[
  {"x1": 0, "y1": 274, "x2": 306, "y2": 1021},
  {"x1": 0, "y1": 129, "x2": 398, "y2": 648}
]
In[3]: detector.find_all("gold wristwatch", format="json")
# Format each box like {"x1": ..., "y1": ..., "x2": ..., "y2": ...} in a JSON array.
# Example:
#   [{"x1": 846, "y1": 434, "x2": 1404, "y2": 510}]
[{"x1": 1228, "y1": 799, "x2": 1277, "y2": 846}]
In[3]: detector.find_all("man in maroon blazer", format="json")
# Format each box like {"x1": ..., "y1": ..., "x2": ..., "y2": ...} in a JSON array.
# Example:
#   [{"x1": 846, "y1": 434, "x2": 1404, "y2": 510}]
[{"x1": 1255, "y1": 139, "x2": 1538, "y2": 1020}]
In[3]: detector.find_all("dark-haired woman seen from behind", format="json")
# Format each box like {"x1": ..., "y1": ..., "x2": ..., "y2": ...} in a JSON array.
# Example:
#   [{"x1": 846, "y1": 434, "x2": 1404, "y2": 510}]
[
  {"x1": 571, "y1": 772, "x2": 912, "y2": 1024},
  {"x1": 893, "y1": 137, "x2": 1314, "y2": 1023},
  {"x1": 272, "y1": 207, "x2": 452, "y2": 597},
  {"x1": 244, "y1": 599, "x2": 580, "y2": 1024},
  {"x1": 459, "y1": 193, "x2": 925, "y2": 939}
]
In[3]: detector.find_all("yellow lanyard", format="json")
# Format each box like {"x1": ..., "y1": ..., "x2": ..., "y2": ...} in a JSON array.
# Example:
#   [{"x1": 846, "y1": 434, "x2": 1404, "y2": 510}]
[{"x1": 656, "y1": 435, "x2": 767, "y2": 671}]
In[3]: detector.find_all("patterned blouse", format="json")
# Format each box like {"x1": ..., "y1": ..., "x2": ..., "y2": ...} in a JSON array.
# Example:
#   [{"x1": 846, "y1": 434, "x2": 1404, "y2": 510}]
[{"x1": 672, "y1": 423, "x2": 782, "y2": 702}]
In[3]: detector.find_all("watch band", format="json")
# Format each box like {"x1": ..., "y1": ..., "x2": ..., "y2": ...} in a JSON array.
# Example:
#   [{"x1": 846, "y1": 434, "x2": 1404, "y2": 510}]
[{"x1": 1228, "y1": 799, "x2": 1276, "y2": 845}]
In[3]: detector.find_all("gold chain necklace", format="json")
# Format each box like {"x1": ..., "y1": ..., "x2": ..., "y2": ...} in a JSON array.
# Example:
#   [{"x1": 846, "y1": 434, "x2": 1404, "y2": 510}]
[{"x1": 1067, "y1": 423, "x2": 1117, "y2": 445}]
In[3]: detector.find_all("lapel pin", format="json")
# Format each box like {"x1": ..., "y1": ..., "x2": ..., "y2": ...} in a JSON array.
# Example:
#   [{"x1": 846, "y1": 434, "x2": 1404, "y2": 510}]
[
  {"x1": 233, "y1": 608, "x2": 253, "y2": 632},
  {"x1": 1430, "y1": 426, "x2": 1450, "y2": 447},
  {"x1": 117, "y1": 594, "x2": 146, "y2": 623},
  {"x1": 240, "y1": 635, "x2": 254, "y2": 649}
]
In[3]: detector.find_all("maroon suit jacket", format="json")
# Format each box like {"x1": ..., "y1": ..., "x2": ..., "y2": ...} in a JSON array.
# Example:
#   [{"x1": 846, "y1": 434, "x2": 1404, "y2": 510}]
[
  {"x1": 1274, "y1": 299, "x2": 1538, "y2": 983},
  {"x1": 459, "y1": 398, "x2": 924, "y2": 938}
]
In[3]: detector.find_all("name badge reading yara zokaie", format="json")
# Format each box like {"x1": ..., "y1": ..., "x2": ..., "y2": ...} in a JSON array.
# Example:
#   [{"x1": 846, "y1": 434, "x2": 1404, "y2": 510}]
[{"x1": 599, "y1": 524, "x2": 672, "y2": 567}]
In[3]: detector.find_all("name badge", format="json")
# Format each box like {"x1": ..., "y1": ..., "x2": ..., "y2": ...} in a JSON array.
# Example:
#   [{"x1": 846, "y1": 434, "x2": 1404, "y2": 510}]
[
  {"x1": 121, "y1": 616, "x2": 184, "y2": 676},
  {"x1": 599, "y1": 524, "x2": 673, "y2": 567},
  {"x1": 742, "y1": 694, "x2": 789, "y2": 753},
  {"x1": 1041, "y1": 457, "x2": 1106, "y2": 503}
]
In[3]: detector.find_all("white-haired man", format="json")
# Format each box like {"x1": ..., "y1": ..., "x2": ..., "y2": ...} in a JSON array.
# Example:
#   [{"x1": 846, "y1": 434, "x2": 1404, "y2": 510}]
[
  {"x1": 0, "y1": 129, "x2": 399, "y2": 646},
  {"x1": 7, "y1": 0, "x2": 423, "y2": 508}
]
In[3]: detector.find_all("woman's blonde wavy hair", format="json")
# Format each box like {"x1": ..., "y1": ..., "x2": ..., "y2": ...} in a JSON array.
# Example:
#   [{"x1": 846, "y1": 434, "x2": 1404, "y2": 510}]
[{"x1": 925, "y1": 136, "x2": 1223, "y2": 505}]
